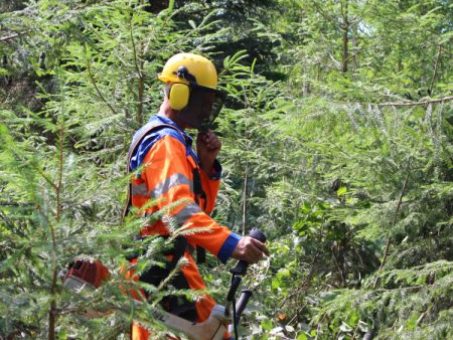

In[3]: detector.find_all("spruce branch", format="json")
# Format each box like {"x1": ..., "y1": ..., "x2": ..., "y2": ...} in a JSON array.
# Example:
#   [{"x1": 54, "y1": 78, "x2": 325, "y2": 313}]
[
  {"x1": 9, "y1": 148, "x2": 58, "y2": 191},
  {"x1": 48, "y1": 122, "x2": 65, "y2": 340},
  {"x1": 36, "y1": 167, "x2": 58, "y2": 191},
  {"x1": 0, "y1": 209, "x2": 20, "y2": 234},
  {"x1": 155, "y1": 258, "x2": 188, "y2": 293},
  {"x1": 311, "y1": 2, "x2": 340, "y2": 29},
  {"x1": 85, "y1": 52, "x2": 119, "y2": 117}
]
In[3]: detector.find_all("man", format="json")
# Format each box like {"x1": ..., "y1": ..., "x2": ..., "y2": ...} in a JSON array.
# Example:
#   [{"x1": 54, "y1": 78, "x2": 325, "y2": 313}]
[{"x1": 126, "y1": 53, "x2": 268, "y2": 339}]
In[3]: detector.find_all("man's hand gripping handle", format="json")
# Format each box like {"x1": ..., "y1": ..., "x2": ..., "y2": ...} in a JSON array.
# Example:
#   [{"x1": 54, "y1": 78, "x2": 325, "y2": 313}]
[{"x1": 230, "y1": 229, "x2": 267, "y2": 275}]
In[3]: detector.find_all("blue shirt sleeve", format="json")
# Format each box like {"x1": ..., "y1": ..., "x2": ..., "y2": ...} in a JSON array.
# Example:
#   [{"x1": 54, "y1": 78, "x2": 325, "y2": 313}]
[{"x1": 217, "y1": 232, "x2": 241, "y2": 264}]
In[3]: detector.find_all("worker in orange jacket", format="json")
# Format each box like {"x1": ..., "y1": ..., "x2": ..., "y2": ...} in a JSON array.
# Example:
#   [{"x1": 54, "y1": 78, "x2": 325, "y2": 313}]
[{"x1": 126, "y1": 53, "x2": 269, "y2": 339}]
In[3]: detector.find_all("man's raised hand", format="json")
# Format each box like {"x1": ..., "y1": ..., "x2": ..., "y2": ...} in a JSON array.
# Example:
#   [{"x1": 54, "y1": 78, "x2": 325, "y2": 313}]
[
  {"x1": 232, "y1": 236, "x2": 269, "y2": 264},
  {"x1": 197, "y1": 130, "x2": 221, "y2": 174}
]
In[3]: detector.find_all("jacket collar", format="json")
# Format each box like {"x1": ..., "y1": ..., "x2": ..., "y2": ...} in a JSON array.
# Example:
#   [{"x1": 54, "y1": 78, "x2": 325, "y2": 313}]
[{"x1": 153, "y1": 114, "x2": 193, "y2": 146}]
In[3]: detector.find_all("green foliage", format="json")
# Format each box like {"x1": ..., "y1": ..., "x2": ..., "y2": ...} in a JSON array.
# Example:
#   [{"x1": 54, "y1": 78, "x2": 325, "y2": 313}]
[
  {"x1": 309, "y1": 261, "x2": 453, "y2": 339},
  {"x1": 0, "y1": 0, "x2": 253, "y2": 338},
  {"x1": 1, "y1": 0, "x2": 453, "y2": 339}
]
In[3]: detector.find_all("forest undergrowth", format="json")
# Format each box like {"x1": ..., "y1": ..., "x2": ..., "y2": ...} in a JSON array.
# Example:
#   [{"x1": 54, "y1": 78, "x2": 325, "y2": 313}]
[{"x1": 1, "y1": 0, "x2": 452, "y2": 339}]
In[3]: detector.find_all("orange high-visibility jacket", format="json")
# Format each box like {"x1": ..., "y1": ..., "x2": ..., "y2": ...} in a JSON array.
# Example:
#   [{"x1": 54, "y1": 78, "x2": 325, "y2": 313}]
[{"x1": 128, "y1": 114, "x2": 240, "y2": 324}]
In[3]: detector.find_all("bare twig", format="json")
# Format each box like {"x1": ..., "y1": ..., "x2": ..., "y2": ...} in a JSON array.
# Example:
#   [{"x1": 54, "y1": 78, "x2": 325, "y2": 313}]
[
  {"x1": 0, "y1": 33, "x2": 20, "y2": 42},
  {"x1": 429, "y1": 45, "x2": 442, "y2": 95},
  {"x1": 377, "y1": 95, "x2": 453, "y2": 107},
  {"x1": 279, "y1": 249, "x2": 320, "y2": 309},
  {"x1": 0, "y1": 201, "x2": 33, "y2": 206},
  {"x1": 340, "y1": 0, "x2": 349, "y2": 73},
  {"x1": 129, "y1": 15, "x2": 145, "y2": 125},
  {"x1": 85, "y1": 54, "x2": 118, "y2": 116},
  {"x1": 380, "y1": 171, "x2": 410, "y2": 270},
  {"x1": 241, "y1": 166, "x2": 248, "y2": 236}
]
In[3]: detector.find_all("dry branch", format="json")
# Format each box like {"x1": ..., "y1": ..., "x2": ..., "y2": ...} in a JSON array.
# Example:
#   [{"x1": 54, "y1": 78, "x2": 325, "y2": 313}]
[
  {"x1": 0, "y1": 33, "x2": 20, "y2": 42},
  {"x1": 377, "y1": 95, "x2": 453, "y2": 107}
]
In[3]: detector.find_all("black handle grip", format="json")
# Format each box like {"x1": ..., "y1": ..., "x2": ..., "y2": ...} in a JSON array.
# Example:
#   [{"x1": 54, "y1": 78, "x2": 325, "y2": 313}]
[
  {"x1": 249, "y1": 228, "x2": 267, "y2": 243},
  {"x1": 230, "y1": 228, "x2": 266, "y2": 275}
]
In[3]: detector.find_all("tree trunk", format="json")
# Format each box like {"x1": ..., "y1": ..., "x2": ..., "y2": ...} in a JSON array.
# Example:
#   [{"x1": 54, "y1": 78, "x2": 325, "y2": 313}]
[{"x1": 341, "y1": 0, "x2": 349, "y2": 73}]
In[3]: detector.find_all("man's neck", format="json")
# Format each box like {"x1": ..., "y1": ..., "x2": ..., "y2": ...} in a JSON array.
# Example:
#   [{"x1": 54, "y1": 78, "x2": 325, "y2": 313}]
[{"x1": 158, "y1": 103, "x2": 188, "y2": 131}]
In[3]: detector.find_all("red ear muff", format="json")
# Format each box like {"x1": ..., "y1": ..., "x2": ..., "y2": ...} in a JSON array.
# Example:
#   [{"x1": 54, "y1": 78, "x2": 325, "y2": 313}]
[{"x1": 169, "y1": 83, "x2": 190, "y2": 110}]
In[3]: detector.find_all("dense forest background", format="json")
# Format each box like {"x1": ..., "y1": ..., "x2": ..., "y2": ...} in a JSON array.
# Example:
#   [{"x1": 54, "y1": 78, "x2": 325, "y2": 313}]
[{"x1": 1, "y1": 0, "x2": 452, "y2": 339}]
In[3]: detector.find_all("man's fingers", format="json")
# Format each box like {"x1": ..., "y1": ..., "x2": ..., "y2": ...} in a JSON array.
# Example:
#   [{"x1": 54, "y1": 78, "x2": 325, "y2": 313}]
[
  {"x1": 205, "y1": 138, "x2": 221, "y2": 151},
  {"x1": 247, "y1": 244, "x2": 263, "y2": 262},
  {"x1": 197, "y1": 131, "x2": 220, "y2": 149},
  {"x1": 208, "y1": 142, "x2": 220, "y2": 151},
  {"x1": 205, "y1": 134, "x2": 218, "y2": 145},
  {"x1": 243, "y1": 239, "x2": 268, "y2": 263},
  {"x1": 251, "y1": 238, "x2": 270, "y2": 256},
  {"x1": 232, "y1": 235, "x2": 269, "y2": 264}
]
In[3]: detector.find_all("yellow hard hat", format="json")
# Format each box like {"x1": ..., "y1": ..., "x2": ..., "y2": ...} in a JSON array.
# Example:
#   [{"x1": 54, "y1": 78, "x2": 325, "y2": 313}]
[{"x1": 158, "y1": 53, "x2": 218, "y2": 89}]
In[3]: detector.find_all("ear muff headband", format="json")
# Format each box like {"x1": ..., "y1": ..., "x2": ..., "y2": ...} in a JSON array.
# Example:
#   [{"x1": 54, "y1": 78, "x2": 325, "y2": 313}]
[{"x1": 169, "y1": 83, "x2": 190, "y2": 111}]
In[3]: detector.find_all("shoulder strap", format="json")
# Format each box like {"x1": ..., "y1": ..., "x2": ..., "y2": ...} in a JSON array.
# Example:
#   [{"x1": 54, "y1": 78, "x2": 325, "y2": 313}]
[
  {"x1": 191, "y1": 169, "x2": 207, "y2": 264},
  {"x1": 126, "y1": 121, "x2": 180, "y2": 173},
  {"x1": 122, "y1": 121, "x2": 181, "y2": 220}
]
